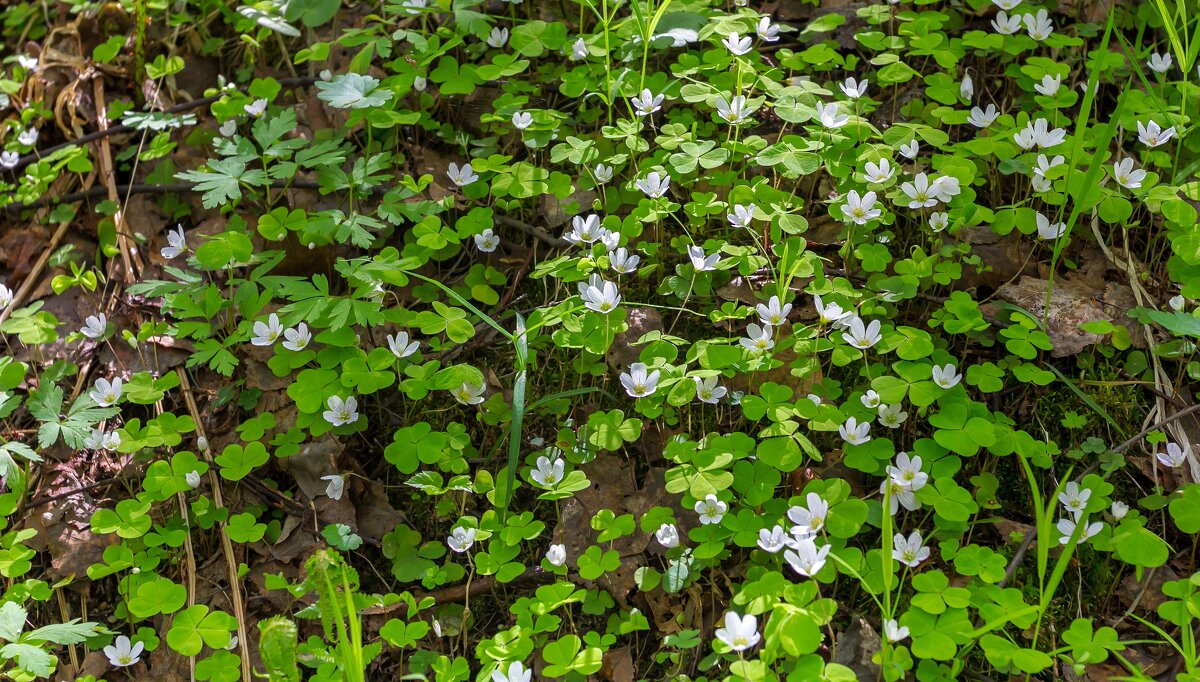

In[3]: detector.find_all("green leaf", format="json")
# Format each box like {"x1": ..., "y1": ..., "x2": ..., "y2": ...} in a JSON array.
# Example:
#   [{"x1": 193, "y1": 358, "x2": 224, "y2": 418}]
[{"x1": 167, "y1": 606, "x2": 236, "y2": 656}]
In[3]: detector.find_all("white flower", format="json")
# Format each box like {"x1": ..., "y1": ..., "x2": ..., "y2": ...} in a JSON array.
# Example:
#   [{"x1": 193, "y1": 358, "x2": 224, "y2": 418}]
[
  {"x1": 740, "y1": 323, "x2": 775, "y2": 353},
  {"x1": 756, "y1": 17, "x2": 780, "y2": 42},
  {"x1": 992, "y1": 0, "x2": 1021, "y2": 10},
  {"x1": 787, "y1": 493, "x2": 829, "y2": 533},
  {"x1": 322, "y1": 474, "x2": 346, "y2": 500},
  {"x1": 219, "y1": 119, "x2": 238, "y2": 137},
  {"x1": 17, "y1": 128, "x2": 38, "y2": 147},
  {"x1": 817, "y1": 102, "x2": 849, "y2": 129},
  {"x1": 841, "y1": 190, "x2": 881, "y2": 225},
  {"x1": 511, "y1": 111, "x2": 532, "y2": 129},
  {"x1": 104, "y1": 636, "x2": 144, "y2": 668},
  {"x1": 1033, "y1": 154, "x2": 1065, "y2": 177},
  {"x1": 840, "y1": 77, "x2": 868, "y2": 99},
  {"x1": 931, "y1": 363, "x2": 961, "y2": 389},
  {"x1": 251, "y1": 313, "x2": 284, "y2": 346},
  {"x1": 693, "y1": 376, "x2": 727, "y2": 404},
  {"x1": 1058, "y1": 481, "x2": 1091, "y2": 518},
  {"x1": 884, "y1": 619, "x2": 910, "y2": 643},
  {"x1": 695, "y1": 494, "x2": 728, "y2": 525},
  {"x1": 929, "y1": 212, "x2": 949, "y2": 232},
  {"x1": 474, "y1": 228, "x2": 500, "y2": 253},
  {"x1": 593, "y1": 163, "x2": 614, "y2": 183},
  {"x1": 323, "y1": 396, "x2": 359, "y2": 426},
  {"x1": 1148, "y1": 52, "x2": 1173, "y2": 74},
  {"x1": 185, "y1": 470, "x2": 202, "y2": 489},
  {"x1": 636, "y1": 171, "x2": 671, "y2": 198},
  {"x1": 487, "y1": 27, "x2": 509, "y2": 48},
  {"x1": 757, "y1": 525, "x2": 789, "y2": 553},
  {"x1": 453, "y1": 382, "x2": 486, "y2": 405},
  {"x1": 17, "y1": 54, "x2": 38, "y2": 70},
  {"x1": 1014, "y1": 118, "x2": 1066, "y2": 150},
  {"x1": 877, "y1": 403, "x2": 908, "y2": 428},
  {"x1": 900, "y1": 173, "x2": 939, "y2": 209},
  {"x1": 1056, "y1": 517, "x2": 1102, "y2": 545},
  {"x1": 86, "y1": 428, "x2": 121, "y2": 451},
  {"x1": 715, "y1": 612, "x2": 760, "y2": 652},
  {"x1": 631, "y1": 89, "x2": 664, "y2": 117},
  {"x1": 244, "y1": 98, "x2": 268, "y2": 117},
  {"x1": 656, "y1": 523, "x2": 680, "y2": 548},
  {"x1": 1034, "y1": 74, "x2": 1062, "y2": 96},
  {"x1": 387, "y1": 332, "x2": 420, "y2": 359},
  {"x1": 492, "y1": 661, "x2": 530, "y2": 682},
  {"x1": 0, "y1": 151, "x2": 17, "y2": 169},
  {"x1": 715, "y1": 95, "x2": 750, "y2": 124},
  {"x1": 967, "y1": 104, "x2": 999, "y2": 128},
  {"x1": 546, "y1": 544, "x2": 567, "y2": 567},
  {"x1": 728, "y1": 204, "x2": 756, "y2": 229},
  {"x1": 722, "y1": 32, "x2": 753, "y2": 56},
  {"x1": 842, "y1": 316, "x2": 882, "y2": 349},
  {"x1": 620, "y1": 362, "x2": 660, "y2": 398},
  {"x1": 581, "y1": 279, "x2": 621, "y2": 314},
  {"x1": 400, "y1": 0, "x2": 427, "y2": 15},
  {"x1": 90, "y1": 377, "x2": 123, "y2": 407},
  {"x1": 609, "y1": 247, "x2": 640, "y2": 274},
  {"x1": 864, "y1": 158, "x2": 894, "y2": 184},
  {"x1": 688, "y1": 245, "x2": 720, "y2": 271},
  {"x1": 81, "y1": 313, "x2": 108, "y2": 340},
  {"x1": 161, "y1": 225, "x2": 187, "y2": 259},
  {"x1": 447, "y1": 526, "x2": 476, "y2": 553},
  {"x1": 930, "y1": 175, "x2": 961, "y2": 203},
  {"x1": 892, "y1": 531, "x2": 930, "y2": 567},
  {"x1": 566, "y1": 214, "x2": 603, "y2": 244},
  {"x1": 881, "y1": 472, "x2": 922, "y2": 516},
  {"x1": 757, "y1": 296, "x2": 792, "y2": 326},
  {"x1": 1023, "y1": 10, "x2": 1053, "y2": 41},
  {"x1": 282, "y1": 323, "x2": 311, "y2": 351},
  {"x1": 784, "y1": 536, "x2": 831, "y2": 577},
  {"x1": 1030, "y1": 174, "x2": 1053, "y2": 194},
  {"x1": 1110, "y1": 500, "x2": 1129, "y2": 520},
  {"x1": 899, "y1": 140, "x2": 919, "y2": 159},
  {"x1": 991, "y1": 11, "x2": 1022, "y2": 35},
  {"x1": 888, "y1": 452, "x2": 928, "y2": 491},
  {"x1": 1169, "y1": 295, "x2": 1186, "y2": 311},
  {"x1": 1036, "y1": 212, "x2": 1067, "y2": 240},
  {"x1": 447, "y1": 162, "x2": 479, "y2": 187},
  {"x1": 570, "y1": 37, "x2": 588, "y2": 60},
  {"x1": 531, "y1": 455, "x2": 565, "y2": 487},
  {"x1": 861, "y1": 390, "x2": 881, "y2": 409},
  {"x1": 1111, "y1": 158, "x2": 1147, "y2": 189},
  {"x1": 815, "y1": 295, "x2": 851, "y2": 325},
  {"x1": 1157, "y1": 442, "x2": 1187, "y2": 469},
  {"x1": 807, "y1": 393, "x2": 822, "y2": 406},
  {"x1": 1137, "y1": 120, "x2": 1175, "y2": 147},
  {"x1": 839, "y1": 416, "x2": 871, "y2": 445},
  {"x1": 413, "y1": 76, "x2": 427, "y2": 92},
  {"x1": 960, "y1": 75, "x2": 974, "y2": 101}
]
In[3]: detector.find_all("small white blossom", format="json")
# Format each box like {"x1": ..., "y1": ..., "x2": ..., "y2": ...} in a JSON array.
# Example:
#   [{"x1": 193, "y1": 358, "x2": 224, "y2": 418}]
[
  {"x1": 631, "y1": 89, "x2": 664, "y2": 117},
  {"x1": 474, "y1": 228, "x2": 500, "y2": 253},
  {"x1": 244, "y1": 98, "x2": 268, "y2": 117},
  {"x1": 1157, "y1": 442, "x2": 1187, "y2": 469},
  {"x1": 609, "y1": 247, "x2": 640, "y2": 274},
  {"x1": 931, "y1": 363, "x2": 961, "y2": 389},
  {"x1": 960, "y1": 74, "x2": 974, "y2": 100},
  {"x1": 1148, "y1": 52, "x2": 1173, "y2": 74},
  {"x1": 841, "y1": 190, "x2": 881, "y2": 225},
  {"x1": 864, "y1": 158, "x2": 894, "y2": 184},
  {"x1": 531, "y1": 455, "x2": 565, "y2": 488},
  {"x1": 693, "y1": 376, "x2": 727, "y2": 404},
  {"x1": 185, "y1": 470, "x2": 202, "y2": 489},
  {"x1": 636, "y1": 171, "x2": 671, "y2": 198},
  {"x1": 1137, "y1": 120, "x2": 1175, "y2": 147},
  {"x1": 655, "y1": 523, "x2": 680, "y2": 548},
  {"x1": 861, "y1": 390, "x2": 881, "y2": 409},
  {"x1": 161, "y1": 225, "x2": 187, "y2": 259},
  {"x1": 728, "y1": 204, "x2": 756, "y2": 229},
  {"x1": 900, "y1": 173, "x2": 939, "y2": 209},
  {"x1": 787, "y1": 493, "x2": 829, "y2": 533},
  {"x1": 17, "y1": 128, "x2": 38, "y2": 147},
  {"x1": 1110, "y1": 500, "x2": 1129, "y2": 520},
  {"x1": 323, "y1": 396, "x2": 359, "y2": 426},
  {"x1": 581, "y1": 279, "x2": 622, "y2": 314},
  {"x1": 884, "y1": 620, "x2": 910, "y2": 643},
  {"x1": 593, "y1": 163, "x2": 614, "y2": 183},
  {"x1": 992, "y1": 11, "x2": 1022, "y2": 35},
  {"x1": 817, "y1": 102, "x2": 849, "y2": 129},
  {"x1": 756, "y1": 295, "x2": 792, "y2": 326},
  {"x1": 715, "y1": 95, "x2": 751, "y2": 124},
  {"x1": 620, "y1": 362, "x2": 660, "y2": 398},
  {"x1": 511, "y1": 110, "x2": 531, "y2": 129},
  {"x1": 0, "y1": 151, "x2": 17, "y2": 169},
  {"x1": 1056, "y1": 517, "x2": 1102, "y2": 545},
  {"x1": 756, "y1": 17, "x2": 780, "y2": 42},
  {"x1": 839, "y1": 416, "x2": 871, "y2": 445},
  {"x1": 82, "y1": 314, "x2": 108, "y2": 340},
  {"x1": 322, "y1": 474, "x2": 346, "y2": 500},
  {"x1": 282, "y1": 323, "x2": 311, "y2": 352},
  {"x1": 694, "y1": 494, "x2": 727, "y2": 525},
  {"x1": 757, "y1": 525, "x2": 789, "y2": 553},
  {"x1": 1169, "y1": 295, "x2": 1186, "y2": 311},
  {"x1": 892, "y1": 531, "x2": 930, "y2": 567},
  {"x1": 929, "y1": 212, "x2": 949, "y2": 232},
  {"x1": 447, "y1": 162, "x2": 479, "y2": 187},
  {"x1": 1036, "y1": 212, "x2": 1067, "y2": 240},
  {"x1": 487, "y1": 27, "x2": 509, "y2": 48},
  {"x1": 877, "y1": 403, "x2": 909, "y2": 428},
  {"x1": 840, "y1": 77, "x2": 868, "y2": 99},
  {"x1": 104, "y1": 636, "x2": 144, "y2": 668},
  {"x1": 1058, "y1": 481, "x2": 1091, "y2": 518},
  {"x1": 722, "y1": 32, "x2": 753, "y2": 56},
  {"x1": 815, "y1": 295, "x2": 851, "y2": 325},
  {"x1": 1034, "y1": 74, "x2": 1062, "y2": 96},
  {"x1": 899, "y1": 140, "x2": 919, "y2": 159},
  {"x1": 90, "y1": 377, "x2": 123, "y2": 407},
  {"x1": 447, "y1": 526, "x2": 476, "y2": 553},
  {"x1": 1023, "y1": 9, "x2": 1053, "y2": 41},
  {"x1": 842, "y1": 316, "x2": 882, "y2": 349},
  {"x1": 387, "y1": 332, "x2": 420, "y2": 359},
  {"x1": 453, "y1": 382, "x2": 486, "y2": 405},
  {"x1": 967, "y1": 104, "x2": 999, "y2": 128},
  {"x1": 546, "y1": 544, "x2": 567, "y2": 567},
  {"x1": 1111, "y1": 158, "x2": 1147, "y2": 189},
  {"x1": 715, "y1": 612, "x2": 759, "y2": 652},
  {"x1": 740, "y1": 323, "x2": 775, "y2": 353},
  {"x1": 251, "y1": 313, "x2": 284, "y2": 346},
  {"x1": 570, "y1": 38, "x2": 588, "y2": 60},
  {"x1": 687, "y1": 245, "x2": 720, "y2": 271},
  {"x1": 784, "y1": 536, "x2": 831, "y2": 577}
]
